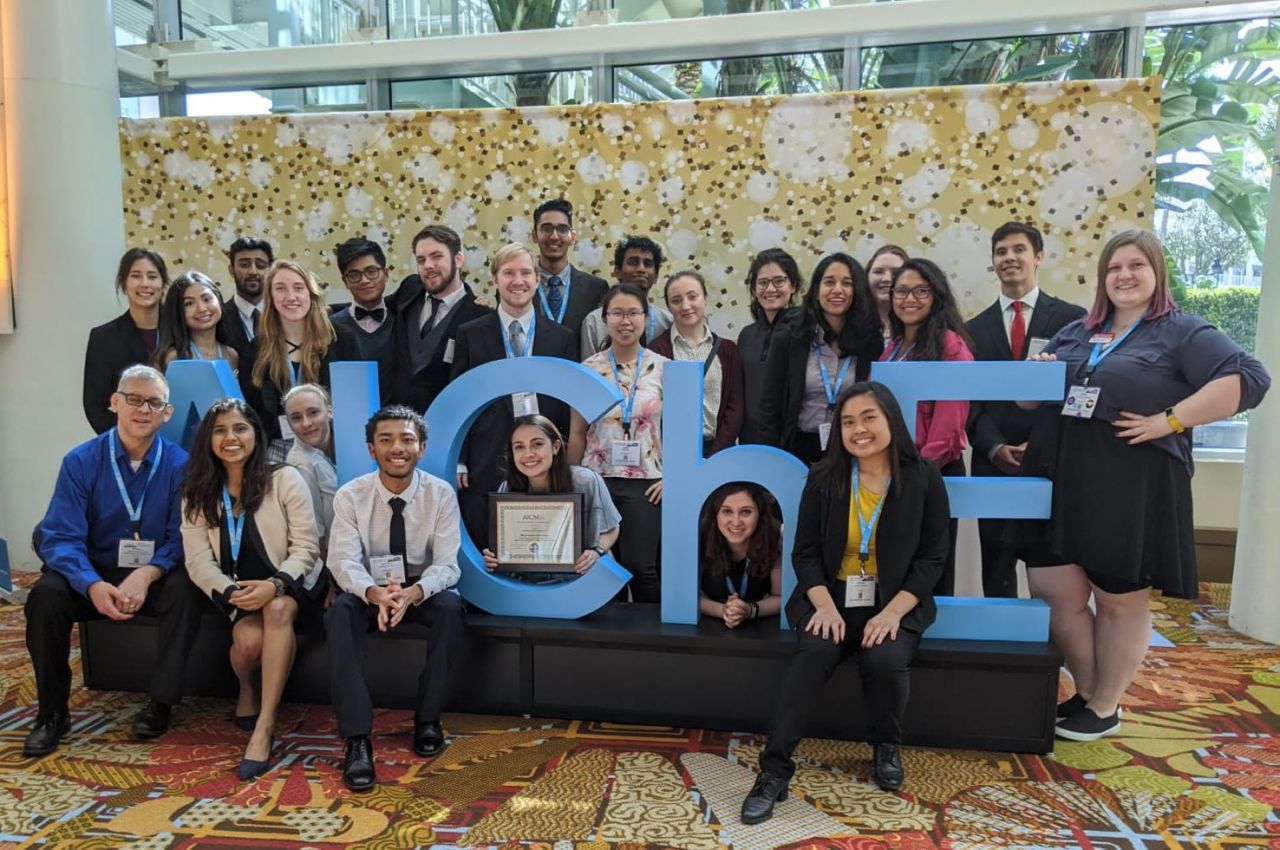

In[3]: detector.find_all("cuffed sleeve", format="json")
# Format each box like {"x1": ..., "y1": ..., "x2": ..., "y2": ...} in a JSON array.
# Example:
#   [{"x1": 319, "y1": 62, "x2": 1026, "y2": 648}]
[{"x1": 326, "y1": 488, "x2": 376, "y2": 601}]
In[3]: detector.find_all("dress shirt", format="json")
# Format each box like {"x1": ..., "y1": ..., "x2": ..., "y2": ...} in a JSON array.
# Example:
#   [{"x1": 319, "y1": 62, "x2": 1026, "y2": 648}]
[
  {"x1": 35, "y1": 429, "x2": 190, "y2": 596},
  {"x1": 670, "y1": 322, "x2": 722, "y2": 439},
  {"x1": 233, "y1": 293, "x2": 262, "y2": 341},
  {"x1": 538, "y1": 262, "x2": 574, "y2": 286},
  {"x1": 798, "y1": 337, "x2": 856, "y2": 434},
  {"x1": 497, "y1": 305, "x2": 535, "y2": 347},
  {"x1": 327, "y1": 469, "x2": 461, "y2": 603},
  {"x1": 285, "y1": 438, "x2": 338, "y2": 542},
  {"x1": 420, "y1": 283, "x2": 468, "y2": 332},
  {"x1": 349, "y1": 298, "x2": 389, "y2": 334},
  {"x1": 998, "y1": 286, "x2": 1040, "y2": 346}
]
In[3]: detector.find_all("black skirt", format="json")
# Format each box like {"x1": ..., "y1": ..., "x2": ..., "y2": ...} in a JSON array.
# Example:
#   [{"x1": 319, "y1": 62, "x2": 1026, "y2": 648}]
[{"x1": 1010, "y1": 415, "x2": 1197, "y2": 598}]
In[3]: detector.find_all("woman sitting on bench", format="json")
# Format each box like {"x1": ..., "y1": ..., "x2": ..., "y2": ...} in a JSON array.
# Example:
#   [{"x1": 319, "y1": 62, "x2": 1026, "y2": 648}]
[
  {"x1": 740, "y1": 381, "x2": 949, "y2": 824},
  {"x1": 180, "y1": 398, "x2": 324, "y2": 781},
  {"x1": 697, "y1": 482, "x2": 782, "y2": 628}
]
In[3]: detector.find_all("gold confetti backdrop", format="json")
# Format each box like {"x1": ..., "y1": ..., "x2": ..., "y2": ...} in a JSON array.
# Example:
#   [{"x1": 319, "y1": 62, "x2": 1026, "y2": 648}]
[{"x1": 119, "y1": 77, "x2": 1160, "y2": 336}]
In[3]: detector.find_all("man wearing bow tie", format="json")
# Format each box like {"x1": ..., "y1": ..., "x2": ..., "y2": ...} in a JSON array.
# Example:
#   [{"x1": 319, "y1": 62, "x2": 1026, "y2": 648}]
[{"x1": 331, "y1": 237, "x2": 397, "y2": 403}]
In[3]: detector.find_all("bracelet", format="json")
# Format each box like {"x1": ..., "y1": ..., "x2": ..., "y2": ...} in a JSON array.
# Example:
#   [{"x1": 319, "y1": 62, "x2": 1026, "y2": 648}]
[
  {"x1": 750, "y1": 602, "x2": 759, "y2": 620},
  {"x1": 1165, "y1": 407, "x2": 1186, "y2": 434}
]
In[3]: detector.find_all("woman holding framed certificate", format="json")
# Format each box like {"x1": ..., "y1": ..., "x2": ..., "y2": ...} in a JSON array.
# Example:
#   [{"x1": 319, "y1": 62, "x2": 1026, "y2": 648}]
[{"x1": 698, "y1": 482, "x2": 782, "y2": 627}]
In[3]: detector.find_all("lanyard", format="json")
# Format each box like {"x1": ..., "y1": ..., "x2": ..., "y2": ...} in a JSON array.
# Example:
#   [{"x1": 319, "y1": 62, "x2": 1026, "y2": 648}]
[
  {"x1": 814, "y1": 342, "x2": 853, "y2": 408},
  {"x1": 726, "y1": 558, "x2": 750, "y2": 598},
  {"x1": 1082, "y1": 319, "x2": 1142, "y2": 384},
  {"x1": 109, "y1": 430, "x2": 162, "y2": 537},
  {"x1": 647, "y1": 312, "x2": 656, "y2": 341},
  {"x1": 537, "y1": 275, "x2": 573, "y2": 324},
  {"x1": 608, "y1": 348, "x2": 646, "y2": 436},
  {"x1": 222, "y1": 486, "x2": 245, "y2": 566},
  {"x1": 500, "y1": 311, "x2": 536, "y2": 358},
  {"x1": 888, "y1": 339, "x2": 914, "y2": 362},
  {"x1": 851, "y1": 461, "x2": 889, "y2": 573},
  {"x1": 286, "y1": 360, "x2": 300, "y2": 389}
]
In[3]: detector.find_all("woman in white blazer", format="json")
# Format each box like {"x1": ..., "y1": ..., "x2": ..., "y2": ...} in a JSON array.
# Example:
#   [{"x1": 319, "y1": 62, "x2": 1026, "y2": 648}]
[{"x1": 180, "y1": 398, "x2": 322, "y2": 781}]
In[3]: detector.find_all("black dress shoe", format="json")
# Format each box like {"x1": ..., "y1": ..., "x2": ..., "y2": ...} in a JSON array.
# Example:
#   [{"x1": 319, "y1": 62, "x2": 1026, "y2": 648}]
[
  {"x1": 740, "y1": 771, "x2": 789, "y2": 824},
  {"x1": 1056, "y1": 693, "x2": 1087, "y2": 719},
  {"x1": 23, "y1": 712, "x2": 70, "y2": 758},
  {"x1": 873, "y1": 743, "x2": 904, "y2": 791},
  {"x1": 414, "y1": 720, "x2": 447, "y2": 757},
  {"x1": 131, "y1": 699, "x2": 171, "y2": 740},
  {"x1": 342, "y1": 736, "x2": 376, "y2": 793}
]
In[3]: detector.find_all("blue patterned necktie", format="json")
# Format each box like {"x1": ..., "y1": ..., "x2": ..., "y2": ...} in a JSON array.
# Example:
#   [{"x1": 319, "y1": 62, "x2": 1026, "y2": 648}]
[{"x1": 546, "y1": 275, "x2": 564, "y2": 322}]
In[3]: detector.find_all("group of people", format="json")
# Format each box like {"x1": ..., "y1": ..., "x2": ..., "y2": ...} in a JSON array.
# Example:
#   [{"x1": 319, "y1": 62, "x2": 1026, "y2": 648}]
[{"x1": 35, "y1": 204, "x2": 1268, "y2": 811}]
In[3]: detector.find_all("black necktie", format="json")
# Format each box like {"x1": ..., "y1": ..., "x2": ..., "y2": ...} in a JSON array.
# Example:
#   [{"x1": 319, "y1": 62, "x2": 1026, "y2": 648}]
[
  {"x1": 355, "y1": 306, "x2": 386, "y2": 323},
  {"x1": 389, "y1": 497, "x2": 406, "y2": 559},
  {"x1": 420, "y1": 296, "x2": 443, "y2": 338},
  {"x1": 250, "y1": 308, "x2": 260, "y2": 334}
]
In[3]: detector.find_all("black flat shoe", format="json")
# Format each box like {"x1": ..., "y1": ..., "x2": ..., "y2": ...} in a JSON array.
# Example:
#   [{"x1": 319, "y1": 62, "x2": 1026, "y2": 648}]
[
  {"x1": 237, "y1": 736, "x2": 274, "y2": 781},
  {"x1": 23, "y1": 712, "x2": 70, "y2": 758},
  {"x1": 413, "y1": 720, "x2": 446, "y2": 757},
  {"x1": 740, "y1": 771, "x2": 789, "y2": 825},
  {"x1": 873, "y1": 743, "x2": 904, "y2": 792},
  {"x1": 234, "y1": 713, "x2": 260, "y2": 732},
  {"x1": 131, "y1": 699, "x2": 171, "y2": 740},
  {"x1": 1055, "y1": 708, "x2": 1121, "y2": 742},
  {"x1": 1056, "y1": 694, "x2": 1087, "y2": 719},
  {"x1": 342, "y1": 736, "x2": 376, "y2": 793}
]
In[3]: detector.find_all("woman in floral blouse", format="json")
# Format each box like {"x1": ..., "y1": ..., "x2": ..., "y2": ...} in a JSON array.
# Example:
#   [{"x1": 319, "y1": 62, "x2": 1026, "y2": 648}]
[{"x1": 571, "y1": 283, "x2": 669, "y2": 602}]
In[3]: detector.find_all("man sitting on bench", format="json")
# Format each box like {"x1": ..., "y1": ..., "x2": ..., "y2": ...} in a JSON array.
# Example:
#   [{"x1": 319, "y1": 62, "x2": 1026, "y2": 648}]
[
  {"x1": 325, "y1": 405, "x2": 465, "y2": 792},
  {"x1": 25, "y1": 365, "x2": 203, "y2": 757}
]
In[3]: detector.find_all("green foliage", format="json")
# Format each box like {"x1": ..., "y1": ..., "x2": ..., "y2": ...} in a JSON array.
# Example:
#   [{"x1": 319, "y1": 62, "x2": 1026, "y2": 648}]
[{"x1": 1179, "y1": 287, "x2": 1260, "y2": 352}]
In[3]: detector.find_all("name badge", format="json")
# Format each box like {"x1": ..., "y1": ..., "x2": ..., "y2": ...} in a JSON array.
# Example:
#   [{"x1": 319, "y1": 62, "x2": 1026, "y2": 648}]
[
  {"x1": 844, "y1": 575, "x2": 876, "y2": 608},
  {"x1": 1088, "y1": 332, "x2": 1115, "y2": 345},
  {"x1": 611, "y1": 440, "x2": 642, "y2": 467},
  {"x1": 512, "y1": 392, "x2": 540, "y2": 417},
  {"x1": 443, "y1": 338, "x2": 456, "y2": 364},
  {"x1": 1061, "y1": 385, "x2": 1101, "y2": 419},
  {"x1": 370, "y1": 554, "x2": 407, "y2": 586},
  {"x1": 1026, "y1": 337, "x2": 1050, "y2": 359},
  {"x1": 118, "y1": 539, "x2": 156, "y2": 568},
  {"x1": 818, "y1": 422, "x2": 832, "y2": 451},
  {"x1": 278, "y1": 415, "x2": 294, "y2": 441}
]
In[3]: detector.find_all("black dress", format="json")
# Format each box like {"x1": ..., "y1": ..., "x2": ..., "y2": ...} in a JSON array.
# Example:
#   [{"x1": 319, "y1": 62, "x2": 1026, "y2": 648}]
[{"x1": 700, "y1": 557, "x2": 771, "y2": 605}]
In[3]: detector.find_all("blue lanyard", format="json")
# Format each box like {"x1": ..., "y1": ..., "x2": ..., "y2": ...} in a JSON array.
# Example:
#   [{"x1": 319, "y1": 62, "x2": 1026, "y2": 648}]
[
  {"x1": 109, "y1": 430, "x2": 162, "y2": 537},
  {"x1": 647, "y1": 312, "x2": 656, "y2": 341},
  {"x1": 286, "y1": 361, "x2": 300, "y2": 389},
  {"x1": 851, "y1": 461, "x2": 889, "y2": 572},
  {"x1": 500, "y1": 311, "x2": 536, "y2": 358},
  {"x1": 814, "y1": 343, "x2": 853, "y2": 407},
  {"x1": 726, "y1": 558, "x2": 750, "y2": 598},
  {"x1": 608, "y1": 348, "x2": 646, "y2": 436},
  {"x1": 190, "y1": 342, "x2": 224, "y2": 361},
  {"x1": 888, "y1": 339, "x2": 914, "y2": 362},
  {"x1": 222, "y1": 486, "x2": 245, "y2": 565},
  {"x1": 1083, "y1": 319, "x2": 1142, "y2": 383},
  {"x1": 537, "y1": 275, "x2": 573, "y2": 324}
]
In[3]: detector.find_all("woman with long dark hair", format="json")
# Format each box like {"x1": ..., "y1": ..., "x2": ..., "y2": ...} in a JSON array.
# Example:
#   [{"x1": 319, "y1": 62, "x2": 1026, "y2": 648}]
[
  {"x1": 741, "y1": 382, "x2": 949, "y2": 823},
  {"x1": 738, "y1": 249, "x2": 803, "y2": 444},
  {"x1": 180, "y1": 399, "x2": 323, "y2": 781},
  {"x1": 758, "y1": 253, "x2": 884, "y2": 464},
  {"x1": 153, "y1": 271, "x2": 241, "y2": 373},
  {"x1": 698, "y1": 482, "x2": 782, "y2": 627}
]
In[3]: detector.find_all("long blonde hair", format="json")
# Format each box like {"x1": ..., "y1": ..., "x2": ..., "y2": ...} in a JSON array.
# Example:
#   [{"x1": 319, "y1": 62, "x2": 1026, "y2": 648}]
[{"x1": 251, "y1": 260, "x2": 336, "y2": 391}]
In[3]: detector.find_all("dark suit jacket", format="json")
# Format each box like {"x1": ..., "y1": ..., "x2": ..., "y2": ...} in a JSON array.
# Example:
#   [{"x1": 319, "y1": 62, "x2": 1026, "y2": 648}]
[
  {"x1": 965, "y1": 291, "x2": 1086, "y2": 473},
  {"x1": 217, "y1": 304, "x2": 255, "y2": 366},
  {"x1": 451, "y1": 312, "x2": 579, "y2": 491},
  {"x1": 647, "y1": 330, "x2": 746, "y2": 452},
  {"x1": 83, "y1": 311, "x2": 154, "y2": 434},
  {"x1": 538, "y1": 266, "x2": 608, "y2": 340},
  {"x1": 239, "y1": 322, "x2": 360, "y2": 440},
  {"x1": 787, "y1": 456, "x2": 949, "y2": 633},
  {"x1": 389, "y1": 277, "x2": 493, "y2": 413},
  {"x1": 758, "y1": 316, "x2": 875, "y2": 454}
]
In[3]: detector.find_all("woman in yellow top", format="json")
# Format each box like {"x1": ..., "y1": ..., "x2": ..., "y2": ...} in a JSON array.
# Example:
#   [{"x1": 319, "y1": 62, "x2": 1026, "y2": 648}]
[{"x1": 741, "y1": 381, "x2": 950, "y2": 824}]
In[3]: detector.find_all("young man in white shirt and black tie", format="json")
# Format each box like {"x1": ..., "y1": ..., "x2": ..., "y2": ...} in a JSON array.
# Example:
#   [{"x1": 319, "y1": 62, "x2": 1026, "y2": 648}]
[{"x1": 324, "y1": 406, "x2": 465, "y2": 792}]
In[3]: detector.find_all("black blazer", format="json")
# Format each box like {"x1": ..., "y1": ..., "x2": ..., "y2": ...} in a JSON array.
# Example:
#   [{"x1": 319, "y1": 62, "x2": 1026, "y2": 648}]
[
  {"x1": 451, "y1": 312, "x2": 579, "y2": 492},
  {"x1": 965, "y1": 292, "x2": 1086, "y2": 471},
  {"x1": 388, "y1": 277, "x2": 493, "y2": 413},
  {"x1": 758, "y1": 316, "x2": 875, "y2": 454},
  {"x1": 217, "y1": 304, "x2": 255, "y2": 366},
  {"x1": 537, "y1": 266, "x2": 608, "y2": 340},
  {"x1": 239, "y1": 322, "x2": 360, "y2": 440},
  {"x1": 787, "y1": 456, "x2": 950, "y2": 633},
  {"x1": 83, "y1": 311, "x2": 154, "y2": 434}
]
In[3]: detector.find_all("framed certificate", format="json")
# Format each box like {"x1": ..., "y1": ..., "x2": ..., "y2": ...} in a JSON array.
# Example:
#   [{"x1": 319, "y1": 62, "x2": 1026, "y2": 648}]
[{"x1": 488, "y1": 493, "x2": 584, "y2": 572}]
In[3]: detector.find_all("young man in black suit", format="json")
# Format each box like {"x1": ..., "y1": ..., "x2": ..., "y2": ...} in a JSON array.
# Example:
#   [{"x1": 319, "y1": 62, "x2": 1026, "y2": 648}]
[
  {"x1": 451, "y1": 243, "x2": 578, "y2": 539},
  {"x1": 218, "y1": 236, "x2": 273, "y2": 364},
  {"x1": 331, "y1": 238, "x2": 397, "y2": 404},
  {"x1": 533, "y1": 198, "x2": 608, "y2": 340},
  {"x1": 389, "y1": 225, "x2": 492, "y2": 414},
  {"x1": 965, "y1": 222, "x2": 1086, "y2": 597}
]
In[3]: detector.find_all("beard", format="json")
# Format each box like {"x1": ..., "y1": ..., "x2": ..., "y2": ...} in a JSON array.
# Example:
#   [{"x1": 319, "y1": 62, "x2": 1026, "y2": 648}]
[{"x1": 424, "y1": 258, "x2": 458, "y2": 295}]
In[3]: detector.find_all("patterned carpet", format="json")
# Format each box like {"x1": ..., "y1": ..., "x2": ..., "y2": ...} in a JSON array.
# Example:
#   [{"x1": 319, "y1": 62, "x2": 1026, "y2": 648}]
[{"x1": 0, "y1": 582, "x2": 1276, "y2": 849}]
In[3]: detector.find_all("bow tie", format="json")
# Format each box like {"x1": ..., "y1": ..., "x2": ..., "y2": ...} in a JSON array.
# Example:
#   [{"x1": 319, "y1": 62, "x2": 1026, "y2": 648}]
[{"x1": 354, "y1": 306, "x2": 386, "y2": 323}]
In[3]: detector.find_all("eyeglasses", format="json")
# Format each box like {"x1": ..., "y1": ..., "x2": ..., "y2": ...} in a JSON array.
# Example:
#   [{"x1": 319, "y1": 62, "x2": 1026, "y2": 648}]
[
  {"x1": 116, "y1": 392, "x2": 169, "y2": 413},
  {"x1": 537, "y1": 224, "x2": 572, "y2": 237},
  {"x1": 342, "y1": 267, "x2": 385, "y2": 284},
  {"x1": 891, "y1": 286, "x2": 933, "y2": 301},
  {"x1": 606, "y1": 309, "x2": 646, "y2": 321},
  {"x1": 755, "y1": 275, "x2": 791, "y2": 290}
]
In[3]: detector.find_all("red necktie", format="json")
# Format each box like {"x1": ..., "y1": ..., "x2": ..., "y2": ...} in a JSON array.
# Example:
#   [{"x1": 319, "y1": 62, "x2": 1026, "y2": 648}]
[{"x1": 1010, "y1": 301, "x2": 1026, "y2": 360}]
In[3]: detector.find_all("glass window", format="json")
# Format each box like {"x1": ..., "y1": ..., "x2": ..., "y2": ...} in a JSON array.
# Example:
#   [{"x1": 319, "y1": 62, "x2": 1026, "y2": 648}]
[
  {"x1": 181, "y1": 0, "x2": 373, "y2": 49},
  {"x1": 616, "y1": 51, "x2": 844, "y2": 102},
  {"x1": 615, "y1": 0, "x2": 829, "y2": 23},
  {"x1": 861, "y1": 31, "x2": 1126, "y2": 90},
  {"x1": 388, "y1": 0, "x2": 585, "y2": 38},
  {"x1": 120, "y1": 96, "x2": 161, "y2": 119},
  {"x1": 392, "y1": 70, "x2": 593, "y2": 109},
  {"x1": 185, "y1": 85, "x2": 368, "y2": 116},
  {"x1": 114, "y1": 0, "x2": 153, "y2": 45}
]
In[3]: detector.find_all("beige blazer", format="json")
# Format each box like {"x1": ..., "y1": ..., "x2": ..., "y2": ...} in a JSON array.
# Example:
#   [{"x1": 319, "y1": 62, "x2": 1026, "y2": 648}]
[{"x1": 181, "y1": 465, "x2": 323, "y2": 599}]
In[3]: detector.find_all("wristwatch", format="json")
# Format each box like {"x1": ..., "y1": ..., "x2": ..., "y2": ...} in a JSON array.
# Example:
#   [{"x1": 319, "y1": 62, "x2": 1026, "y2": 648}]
[
  {"x1": 270, "y1": 576, "x2": 286, "y2": 597},
  {"x1": 590, "y1": 544, "x2": 607, "y2": 557}
]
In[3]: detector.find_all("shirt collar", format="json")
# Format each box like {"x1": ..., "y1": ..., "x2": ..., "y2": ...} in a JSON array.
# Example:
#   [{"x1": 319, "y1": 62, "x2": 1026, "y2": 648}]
[
  {"x1": 539, "y1": 263, "x2": 573, "y2": 284},
  {"x1": 112, "y1": 429, "x2": 162, "y2": 469},
  {"x1": 233, "y1": 293, "x2": 262, "y2": 321},
  {"x1": 434, "y1": 284, "x2": 466, "y2": 310},
  {"x1": 349, "y1": 298, "x2": 388, "y2": 320},
  {"x1": 497, "y1": 305, "x2": 534, "y2": 336},
  {"x1": 999, "y1": 286, "x2": 1040, "y2": 312},
  {"x1": 374, "y1": 469, "x2": 422, "y2": 506},
  {"x1": 672, "y1": 320, "x2": 712, "y2": 349}
]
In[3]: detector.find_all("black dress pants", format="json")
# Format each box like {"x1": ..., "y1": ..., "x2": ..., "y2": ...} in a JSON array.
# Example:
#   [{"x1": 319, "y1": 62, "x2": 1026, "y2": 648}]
[
  {"x1": 760, "y1": 605, "x2": 921, "y2": 780},
  {"x1": 325, "y1": 589, "x2": 465, "y2": 739},
  {"x1": 24, "y1": 566, "x2": 205, "y2": 716},
  {"x1": 978, "y1": 517, "x2": 1019, "y2": 598},
  {"x1": 935, "y1": 457, "x2": 966, "y2": 596},
  {"x1": 604, "y1": 477, "x2": 662, "y2": 603}
]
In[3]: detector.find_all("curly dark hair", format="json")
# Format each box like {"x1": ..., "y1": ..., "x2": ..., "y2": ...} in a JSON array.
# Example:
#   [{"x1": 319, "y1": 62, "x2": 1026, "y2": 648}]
[
  {"x1": 182, "y1": 398, "x2": 276, "y2": 527},
  {"x1": 699, "y1": 482, "x2": 782, "y2": 582}
]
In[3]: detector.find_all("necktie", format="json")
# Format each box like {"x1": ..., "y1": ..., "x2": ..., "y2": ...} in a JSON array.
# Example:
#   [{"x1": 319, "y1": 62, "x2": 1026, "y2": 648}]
[
  {"x1": 420, "y1": 296, "x2": 442, "y2": 337},
  {"x1": 355, "y1": 306, "x2": 386, "y2": 323},
  {"x1": 389, "y1": 497, "x2": 406, "y2": 559},
  {"x1": 1010, "y1": 300, "x2": 1026, "y2": 360},
  {"x1": 250, "y1": 308, "x2": 260, "y2": 336},
  {"x1": 509, "y1": 319, "x2": 526, "y2": 357},
  {"x1": 546, "y1": 276, "x2": 564, "y2": 322}
]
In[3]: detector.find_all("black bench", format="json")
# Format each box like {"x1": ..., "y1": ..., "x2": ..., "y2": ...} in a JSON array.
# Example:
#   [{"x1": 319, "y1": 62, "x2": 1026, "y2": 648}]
[{"x1": 80, "y1": 602, "x2": 1061, "y2": 753}]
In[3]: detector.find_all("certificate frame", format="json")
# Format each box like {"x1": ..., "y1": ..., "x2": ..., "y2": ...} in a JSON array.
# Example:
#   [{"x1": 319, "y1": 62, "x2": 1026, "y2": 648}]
[{"x1": 488, "y1": 492, "x2": 584, "y2": 573}]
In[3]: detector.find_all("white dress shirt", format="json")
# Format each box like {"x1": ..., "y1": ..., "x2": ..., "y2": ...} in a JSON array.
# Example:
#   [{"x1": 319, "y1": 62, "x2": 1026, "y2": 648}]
[
  {"x1": 327, "y1": 469, "x2": 462, "y2": 603},
  {"x1": 497, "y1": 305, "x2": 534, "y2": 347},
  {"x1": 998, "y1": 286, "x2": 1041, "y2": 347},
  {"x1": 420, "y1": 283, "x2": 468, "y2": 332},
  {"x1": 349, "y1": 298, "x2": 389, "y2": 334},
  {"x1": 233, "y1": 293, "x2": 262, "y2": 341},
  {"x1": 671, "y1": 321, "x2": 722, "y2": 439}
]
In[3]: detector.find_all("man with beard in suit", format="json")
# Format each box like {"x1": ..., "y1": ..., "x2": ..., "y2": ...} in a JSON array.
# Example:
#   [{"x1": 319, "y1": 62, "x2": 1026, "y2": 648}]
[
  {"x1": 532, "y1": 199, "x2": 608, "y2": 340},
  {"x1": 218, "y1": 236, "x2": 273, "y2": 363}
]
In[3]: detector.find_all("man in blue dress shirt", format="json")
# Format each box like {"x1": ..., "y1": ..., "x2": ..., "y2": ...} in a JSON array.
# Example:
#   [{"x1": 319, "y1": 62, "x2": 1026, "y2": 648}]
[{"x1": 24, "y1": 365, "x2": 204, "y2": 757}]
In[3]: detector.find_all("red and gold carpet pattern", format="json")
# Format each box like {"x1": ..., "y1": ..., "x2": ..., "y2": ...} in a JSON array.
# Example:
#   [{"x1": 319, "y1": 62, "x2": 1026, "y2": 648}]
[{"x1": 0, "y1": 583, "x2": 1276, "y2": 848}]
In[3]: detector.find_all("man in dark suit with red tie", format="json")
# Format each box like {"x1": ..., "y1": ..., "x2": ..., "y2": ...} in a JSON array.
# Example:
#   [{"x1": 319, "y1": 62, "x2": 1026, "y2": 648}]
[
  {"x1": 966, "y1": 222, "x2": 1086, "y2": 597},
  {"x1": 532, "y1": 199, "x2": 609, "y2": 340},
  {"x1": 389, "y1": 225, "x2": 492, "y2": 413},
  {"x1": 451, "y1": 243, "x2": 578, "y2": 540}
]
